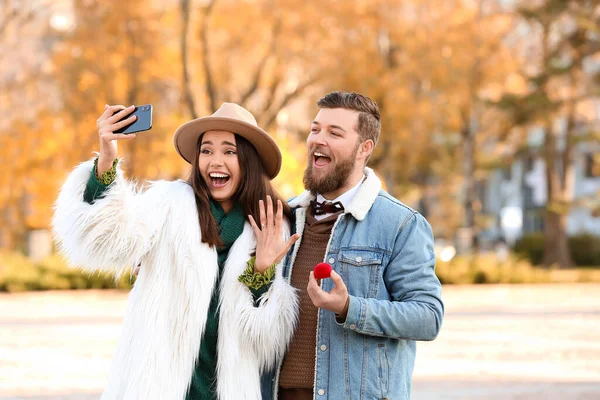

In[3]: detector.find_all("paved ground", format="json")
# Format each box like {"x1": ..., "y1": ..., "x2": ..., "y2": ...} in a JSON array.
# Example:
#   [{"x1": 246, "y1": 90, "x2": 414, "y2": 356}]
[
  {"x1": 1, "y1": 284, "x2": 599, "y2": 399},
  {"x1": 411, "y1": 284, "x2": 600, "y2": 399}
]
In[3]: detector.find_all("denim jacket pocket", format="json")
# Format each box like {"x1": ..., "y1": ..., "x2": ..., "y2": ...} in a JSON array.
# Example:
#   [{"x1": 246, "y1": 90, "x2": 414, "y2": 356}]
[{"x1": 338, "y1": 249, "x2": 384, "y2": 298}]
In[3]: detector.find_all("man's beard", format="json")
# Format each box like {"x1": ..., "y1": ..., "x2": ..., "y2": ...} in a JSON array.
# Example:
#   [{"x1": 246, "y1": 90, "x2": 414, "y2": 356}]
[{"x1": 303, "y1": 147, "x2": 358, "y2": 195}]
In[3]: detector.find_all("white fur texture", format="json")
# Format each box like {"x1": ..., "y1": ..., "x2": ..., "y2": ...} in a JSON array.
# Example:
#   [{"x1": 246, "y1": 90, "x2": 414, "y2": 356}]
[
  {"x1": 52, "y1": 160, "x2": 298, "y2": 400},
  {"x1": 52, "y1": 160, "x2": 172, "y2": 275}
]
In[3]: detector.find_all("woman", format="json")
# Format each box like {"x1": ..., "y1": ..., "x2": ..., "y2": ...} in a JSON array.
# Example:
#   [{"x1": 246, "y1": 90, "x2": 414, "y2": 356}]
[{"x1": 52, "y1": 103, "x2": 300, "y2": 400}]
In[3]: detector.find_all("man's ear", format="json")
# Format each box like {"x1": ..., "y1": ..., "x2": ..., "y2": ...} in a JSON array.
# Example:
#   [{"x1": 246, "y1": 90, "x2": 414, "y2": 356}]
[{"x1": 358, "y1": 139, "x2": 374, "y2": 161}]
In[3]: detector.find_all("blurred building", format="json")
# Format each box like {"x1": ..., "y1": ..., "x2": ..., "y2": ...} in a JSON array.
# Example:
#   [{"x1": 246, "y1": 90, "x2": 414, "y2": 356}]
[{"x1": 479, "y1": 128, "x2": 600, "y2": 245}]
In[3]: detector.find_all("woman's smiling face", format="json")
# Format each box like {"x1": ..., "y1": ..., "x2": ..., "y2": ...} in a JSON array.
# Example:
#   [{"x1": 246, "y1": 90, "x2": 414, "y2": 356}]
[{"x1": 198, "y1": 130, "x2": 241, "y2": 213}]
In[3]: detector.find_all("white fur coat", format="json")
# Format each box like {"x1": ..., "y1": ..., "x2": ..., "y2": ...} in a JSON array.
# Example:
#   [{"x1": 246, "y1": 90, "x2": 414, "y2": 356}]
[{"x1": 52, "y1": 160, "x2": 298, "y2": 400}]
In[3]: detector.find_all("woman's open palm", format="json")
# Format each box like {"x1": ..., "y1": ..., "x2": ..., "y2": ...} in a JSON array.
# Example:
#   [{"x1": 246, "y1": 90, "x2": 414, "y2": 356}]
[{"x1": 249, "y1": 196, "x2": 299, "y2": 273}]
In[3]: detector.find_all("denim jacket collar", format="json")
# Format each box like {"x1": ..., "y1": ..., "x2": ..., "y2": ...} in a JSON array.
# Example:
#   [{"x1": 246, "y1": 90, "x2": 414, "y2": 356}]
[{"x1": 288, "y1": 167, "x2": 382, "y2": 222}]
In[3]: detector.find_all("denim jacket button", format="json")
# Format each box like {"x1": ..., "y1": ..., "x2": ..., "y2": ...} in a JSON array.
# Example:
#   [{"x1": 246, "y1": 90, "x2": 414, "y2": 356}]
[
  {"x1": 320, "y1": 344, "x2": 327, "y2": 351},
  {"x1": 350, "y1": 324, "x2": 356, "y2": 329},
  {"x1": 355, "y1": 256, "x2": 362, "y2": 263},
  {"x1": 328, "y1": 257, "x2": 335, "y2": 264},
  {"x1": 317, "y1": 389, "x2": 325, "y2": 396}
]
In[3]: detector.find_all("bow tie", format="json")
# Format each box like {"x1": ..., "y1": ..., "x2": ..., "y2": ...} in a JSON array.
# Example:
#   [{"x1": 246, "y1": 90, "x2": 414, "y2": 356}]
[{"x1": 310, "y1": 200, "x2": 344, "y2": 216}]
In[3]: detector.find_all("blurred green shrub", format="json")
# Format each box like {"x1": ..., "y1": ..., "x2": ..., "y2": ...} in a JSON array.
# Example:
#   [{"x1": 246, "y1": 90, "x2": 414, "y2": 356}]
[
  {"x1": 514, "y1": 233, "x2": 600, "y2": 266},
  {"x1": 569, "y1": 234, "x2": 600, "y2": 267},
  {"x1": 513, "y1": 234, "x2": 544, "y2": 265},
  {"x1": 435, "y1": 253, "x2": 600, "y2": 284},
  {"x1": 471, "y1": 270, "x2": 489, "y2": 284},
  {"x1": 0, "y1": 251, "x2": 134, "y2": 293}
]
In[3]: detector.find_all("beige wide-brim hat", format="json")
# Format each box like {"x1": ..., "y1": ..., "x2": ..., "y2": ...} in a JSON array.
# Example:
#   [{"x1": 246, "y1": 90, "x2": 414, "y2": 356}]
[{"x1": 173, "y1": 103, "x2": 282, "y2": 179}]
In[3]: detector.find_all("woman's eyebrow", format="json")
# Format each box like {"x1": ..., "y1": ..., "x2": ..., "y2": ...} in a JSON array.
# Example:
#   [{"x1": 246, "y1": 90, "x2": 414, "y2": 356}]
[{"x1": 201, "y1": 140, "x2": 237, "y2": 146}]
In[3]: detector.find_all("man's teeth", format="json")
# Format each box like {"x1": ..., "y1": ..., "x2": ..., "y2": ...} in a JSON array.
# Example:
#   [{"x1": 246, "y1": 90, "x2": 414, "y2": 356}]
[{"x1": 314, "y1": 152, "x2": 330, "y2": 158}]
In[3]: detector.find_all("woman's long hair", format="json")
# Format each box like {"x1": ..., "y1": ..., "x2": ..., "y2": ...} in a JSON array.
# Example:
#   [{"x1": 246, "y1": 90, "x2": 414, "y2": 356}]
[{"x1": 188, "y1": 133, "x2": 292, "y2": 247}]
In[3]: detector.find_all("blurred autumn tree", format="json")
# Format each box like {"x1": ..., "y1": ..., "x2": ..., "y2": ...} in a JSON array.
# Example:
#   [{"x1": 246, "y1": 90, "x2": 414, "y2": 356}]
[
  {"x1": 306, "y1": 0, "x2": 520, "y2": 243},
  {"x1": 0, "y1": 0, "x2": 335, "y2": 249},
  {"x1": 0, "y1": 0, "x2": 598, "y2": 265},
  {"x1": 0, "y1": 0, "x2": 54, "y2": 250},
  {"x1": 497, "y1": 0, "x2": 600, "y2": 267}
]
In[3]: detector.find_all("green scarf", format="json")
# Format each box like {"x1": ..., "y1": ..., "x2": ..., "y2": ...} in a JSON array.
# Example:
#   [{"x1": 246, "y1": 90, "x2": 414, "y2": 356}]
[{"x1": 209, "y1": 200, "x2": 246, "y2": 267}]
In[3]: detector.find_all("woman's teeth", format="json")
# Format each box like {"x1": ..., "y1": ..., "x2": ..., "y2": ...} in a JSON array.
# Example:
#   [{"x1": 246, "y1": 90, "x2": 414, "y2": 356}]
[{"x1": 209, "y1": 173, "x2": 230, "y2": 187}]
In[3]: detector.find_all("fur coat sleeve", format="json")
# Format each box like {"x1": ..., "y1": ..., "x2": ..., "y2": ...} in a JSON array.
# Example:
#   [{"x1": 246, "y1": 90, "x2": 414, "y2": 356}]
[{"x1": 52, "y1": 159, "x2": 171, "y2": 275}]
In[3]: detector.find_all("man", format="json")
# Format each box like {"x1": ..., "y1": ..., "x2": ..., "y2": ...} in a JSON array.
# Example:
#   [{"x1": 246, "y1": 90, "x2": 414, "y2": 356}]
[{"x1": 269, "y1": 91, "x2": 444, "y2": 399}]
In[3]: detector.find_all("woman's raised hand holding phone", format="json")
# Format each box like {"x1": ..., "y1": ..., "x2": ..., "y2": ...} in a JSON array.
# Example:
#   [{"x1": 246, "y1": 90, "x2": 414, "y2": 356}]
[{"x1": 96, "y1": 105, "x2": 137, "y2": 176}]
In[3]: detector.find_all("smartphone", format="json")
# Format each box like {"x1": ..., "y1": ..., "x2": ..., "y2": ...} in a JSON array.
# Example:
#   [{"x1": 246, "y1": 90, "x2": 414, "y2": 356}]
[{"x1": 114, "y1": 104, "x2": 153, "y2": 134}]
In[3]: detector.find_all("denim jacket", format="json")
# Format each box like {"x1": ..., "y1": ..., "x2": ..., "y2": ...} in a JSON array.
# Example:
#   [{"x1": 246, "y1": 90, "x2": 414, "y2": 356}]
[{"x1": 263, "y1": 168, "x2": 444, "y2": 400}]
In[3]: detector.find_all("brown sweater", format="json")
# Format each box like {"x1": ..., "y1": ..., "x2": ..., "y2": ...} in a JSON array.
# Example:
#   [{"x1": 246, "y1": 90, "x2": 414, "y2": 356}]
[{"x1": 279, "y1": 209, "x2": 341, "y2": 391}]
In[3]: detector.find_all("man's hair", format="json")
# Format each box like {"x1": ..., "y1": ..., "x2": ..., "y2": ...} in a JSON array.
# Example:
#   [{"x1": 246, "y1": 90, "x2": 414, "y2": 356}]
[{"x1": 316, "y1": 91, "x2": 381, "y2": 147}]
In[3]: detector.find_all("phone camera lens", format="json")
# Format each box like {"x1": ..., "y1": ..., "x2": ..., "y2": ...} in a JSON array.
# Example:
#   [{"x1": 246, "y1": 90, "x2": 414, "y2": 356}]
[{"x1": 142, "y1": 106, "x2": 149, "y2": 111}]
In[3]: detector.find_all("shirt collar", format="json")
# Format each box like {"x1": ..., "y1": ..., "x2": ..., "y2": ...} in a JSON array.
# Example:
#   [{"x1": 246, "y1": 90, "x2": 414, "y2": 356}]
[{"x1": 315, "y1": 177, "x2": 364, "y2": 220}]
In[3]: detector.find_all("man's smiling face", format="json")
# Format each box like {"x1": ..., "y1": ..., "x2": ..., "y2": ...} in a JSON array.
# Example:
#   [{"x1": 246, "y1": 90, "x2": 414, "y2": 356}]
[{"x1": 303, "y1": 108, "x2": 364, "y2": 198}]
